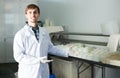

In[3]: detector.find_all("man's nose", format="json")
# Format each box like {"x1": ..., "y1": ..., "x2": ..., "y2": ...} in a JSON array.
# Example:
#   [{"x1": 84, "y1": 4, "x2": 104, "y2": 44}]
[{"x1": 31, "y1": 13, "x2": 35, "y2": 16}]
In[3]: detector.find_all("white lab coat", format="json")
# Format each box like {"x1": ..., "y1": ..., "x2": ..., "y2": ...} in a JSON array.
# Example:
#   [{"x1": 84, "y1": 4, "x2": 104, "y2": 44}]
[{"x1": 13, "y1": 24, "x2": 68, "y2": 78}]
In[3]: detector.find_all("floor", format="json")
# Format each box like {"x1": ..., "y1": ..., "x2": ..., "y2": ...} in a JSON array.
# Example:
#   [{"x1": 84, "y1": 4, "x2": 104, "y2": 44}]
[{"x1": 0, "y1": 62, "x2": 18, "y2": 78}]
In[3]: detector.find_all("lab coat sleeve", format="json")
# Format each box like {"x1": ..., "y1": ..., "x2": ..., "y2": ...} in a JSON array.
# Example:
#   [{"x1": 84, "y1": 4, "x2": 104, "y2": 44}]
[
  {"x1": 13, "y1": 33, "x2": 40, "y2": 65},
  {"x1": 48, "y1": 36, "x2": 69, "y2": 57}
]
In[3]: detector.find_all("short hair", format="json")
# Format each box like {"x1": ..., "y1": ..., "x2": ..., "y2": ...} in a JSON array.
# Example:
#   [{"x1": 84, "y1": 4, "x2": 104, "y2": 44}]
[{"x1": 25, "y1": 4, "x2": 40, "y2": 14}]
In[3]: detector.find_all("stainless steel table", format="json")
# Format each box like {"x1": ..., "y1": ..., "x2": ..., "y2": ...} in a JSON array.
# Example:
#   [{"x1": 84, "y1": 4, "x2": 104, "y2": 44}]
[{"x1": 49, "y1": 54, "x2": 120, "y2": 78}]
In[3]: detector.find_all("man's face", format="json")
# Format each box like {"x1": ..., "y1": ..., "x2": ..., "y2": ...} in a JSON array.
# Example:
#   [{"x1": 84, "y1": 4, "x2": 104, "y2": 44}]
[{"x1": 25, "y1": 8, "x2": 40, "y2": 23}]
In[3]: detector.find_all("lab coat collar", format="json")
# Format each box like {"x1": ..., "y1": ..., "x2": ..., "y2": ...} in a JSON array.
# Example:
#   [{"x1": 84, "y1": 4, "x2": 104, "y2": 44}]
[
  {"x1": 24, "y1": 24, "x2": 34, "y2": 36},
  {"x1": 24, "y1": 24, "x2": 45, "y2": 35},
  {"x1": 24, "y1": 24, "x2": 46, "y2": 43},
  {"x1": 38, "y1": 26, "x2": 46, "y2": 43}
]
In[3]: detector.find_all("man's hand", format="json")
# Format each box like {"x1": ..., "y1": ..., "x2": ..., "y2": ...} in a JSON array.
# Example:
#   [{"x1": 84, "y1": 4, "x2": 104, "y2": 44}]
[{"x1": 39, "y1": 56, "x2": 53, "y2": 63}]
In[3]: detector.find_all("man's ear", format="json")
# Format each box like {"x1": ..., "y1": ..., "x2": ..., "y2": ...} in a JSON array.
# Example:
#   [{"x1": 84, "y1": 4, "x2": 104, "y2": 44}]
[
  {"x1": 25, "y1": 14, "x2": 27, "y2": 18},
  {"x1": 38, "y1": 13, "x2": 40, "y2": 17},
  {"x1": 25, "y1": 13, "x2": 29, "y2": 18}
]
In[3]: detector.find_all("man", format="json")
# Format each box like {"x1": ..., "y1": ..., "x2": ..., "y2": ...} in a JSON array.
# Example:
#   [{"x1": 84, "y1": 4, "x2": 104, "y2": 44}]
[{"x1": 13, "y1": 4, "x2": 69, "y2": 78}]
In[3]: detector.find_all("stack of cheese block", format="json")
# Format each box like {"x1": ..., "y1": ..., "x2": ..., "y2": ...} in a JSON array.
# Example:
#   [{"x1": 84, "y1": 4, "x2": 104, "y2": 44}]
[
  {"x1": 57, "y1": 43, "x2": 120, "y2": 66},
  {"x1": 57, "y1": 43, "x2": 110, "y2": 62}
]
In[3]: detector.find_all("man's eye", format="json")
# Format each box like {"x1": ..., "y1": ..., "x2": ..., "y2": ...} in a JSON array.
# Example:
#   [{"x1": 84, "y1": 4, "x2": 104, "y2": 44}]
[{"x1": 34, "y1": 11, "x2": 37, "y2": 14}]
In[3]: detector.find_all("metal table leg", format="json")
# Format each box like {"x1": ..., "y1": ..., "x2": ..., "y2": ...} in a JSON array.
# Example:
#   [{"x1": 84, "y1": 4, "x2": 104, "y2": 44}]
[
  {"x1": 91, "y1": 64, "x2": 94, "y2": 78},
  {"x1": 102, "y1": 67, "x2": 105, "y2": 78},
  {"x1": 95, "y1": 65, "x2": 106, "y2": 78},
  {"x1": 76, "y1": 61, "x2": 91, "y2": 78}
]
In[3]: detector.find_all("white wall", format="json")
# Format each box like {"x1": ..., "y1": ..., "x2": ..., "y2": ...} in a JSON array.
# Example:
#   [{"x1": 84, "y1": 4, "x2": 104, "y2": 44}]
[{"x1": 39, "y1": 0, "x2": 120, "y2": 33}]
